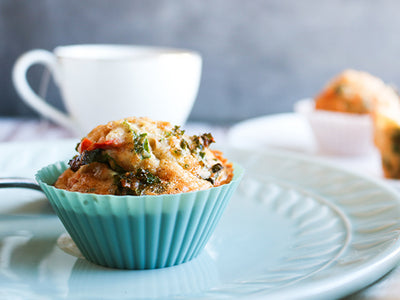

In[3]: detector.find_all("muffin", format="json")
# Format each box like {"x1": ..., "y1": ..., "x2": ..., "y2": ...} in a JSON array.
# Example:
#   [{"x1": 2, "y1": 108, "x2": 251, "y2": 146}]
[
  {"x1": 36, "y1": 117, "x2": 243, "y2": 269},
  {"x1": 373, "y1": 108, "x2": 400, "y2": 178},
  {"x1": 295, "y1": 70, "x2": 400, "y2": 156},
  {"x1": 55, "y1": 117, "x2": 233, "y2": 195},
  {"x1": 315, "y1": 69, "x2": 400, "y2": 114}
]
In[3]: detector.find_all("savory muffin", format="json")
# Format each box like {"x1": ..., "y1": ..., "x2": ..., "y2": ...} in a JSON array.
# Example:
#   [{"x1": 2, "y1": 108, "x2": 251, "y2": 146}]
[
  {"x1": 55, "y1": 117, "x2": 233, "y2": 195},
  {"x1": 37, "y1": 118, "x2": 243, "y2": 269},
  {"x1": 373, "y1": 109, "x2": 400, "y2": 178},
  {"x1": 315, "y1": 69, "x2": 399, "y2": 114}
]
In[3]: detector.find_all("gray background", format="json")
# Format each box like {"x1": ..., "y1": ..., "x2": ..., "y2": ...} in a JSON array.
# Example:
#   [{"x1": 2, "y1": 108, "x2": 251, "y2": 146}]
[{"x1": 2, "y1": 0, "x2": 400, "y2": 124}]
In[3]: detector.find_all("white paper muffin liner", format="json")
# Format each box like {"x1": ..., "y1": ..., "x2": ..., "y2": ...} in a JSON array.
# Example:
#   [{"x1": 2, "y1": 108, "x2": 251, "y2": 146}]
[
  {"x1": 295, "y1": 98, "x2": 374, "y2": 155},
  {"x1": 36, "y1": 161, "x2": 243, "y2": 270}
]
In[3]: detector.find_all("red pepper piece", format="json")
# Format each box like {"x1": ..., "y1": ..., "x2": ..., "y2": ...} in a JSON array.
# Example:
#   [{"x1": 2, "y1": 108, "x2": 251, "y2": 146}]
[
  {"x1": 93, "y1": 140, "x2": 118, "y2": 149},
  {"x1": 79, "y1": 138, "x2": 93, "y2": 152},
  {"x1": 79, "y1": 138, "x2": 120, "y2": 153}
]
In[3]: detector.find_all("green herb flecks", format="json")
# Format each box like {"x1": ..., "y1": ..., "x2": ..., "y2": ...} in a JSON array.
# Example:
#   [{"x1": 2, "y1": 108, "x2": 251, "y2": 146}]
[
  {"x1": 122, "y1": 119, "x2": 134, "y2": 133},
  {"x1": 191, "y1": 133, "x2": 215, "y2": 152},
  {"x1": 135, "y1": 168, "x2": 161, "y2": 185},
  {"x1": 165, "y1": 125, "x2": 185, "y2": 138},
  {"x1": 190, "y1": 133, "x2": 215, "y2": 162},
  {"x1": 205, "y1": 163, "x2": 224, "y2": 185},
  {"x1": 200, "y1": 133, "x2": 215, "y2": 147},
  {"x1": 172, "y1": 125, "x2": 185, "y2": 136},
  {"x1": 69, "y1": 149, "x2": 103, "y2": 171},
  {"x1": 191, "y1": 135, "x2": 204, "y2": 151},
  {"x1": 199, "y1": 151, "x2": 206, "y2": 159},
  {"x1": 174, "y1": 149, "x2": 183, "y2": 156},
  {"x1": 180, "y1": 138, "x2": 189, "y2": 150},
  {"x1": 122, "y1": 120, "x2": 151, "y2": 159},
  {"x1": 115, "y1": 168, "x2": 163, "y2": 195},
  {"x1": 392, "y1": 129, "x2": 400, "y2": 154},
  {"x1": 334, "y1": 84, "x2": 345, "y2": 95},
  {"x1": 133, "y1": 132, "x2": 151, "y2": 159},
  {"x1": 69, "y1": 149, "x2": 125, "y2": 173},
  {"x1": 211, "y1": 163, "x2": 223, "y2": 173},
  {"x1": 172, "y1": 138, "x2": 190, "y2": 157}
]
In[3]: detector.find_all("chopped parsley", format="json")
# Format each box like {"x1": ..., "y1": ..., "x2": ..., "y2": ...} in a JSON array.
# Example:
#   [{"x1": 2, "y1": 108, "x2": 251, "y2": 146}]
[
  {"x1": 69, "y1": 149, "x2": 125, "y2": 173},
  {"x1": 191, "y1": 135, "x2": 204, "y2": 151},
  {"x1": 122, "y1": 120, "x2": 151, "y2": 159},
  {"x1": 200, "y1": 133, "x2": 215, "y2": 147},
  {"x1": 135, "y1": 168, "x2": 161, "y2": 185},
  {"x1": 172, "y1": 125, "x2": 185, "y2": 136},
  {"x1": 180, "y1": 139, "x2": 189, "y2": 150},
  {"x1": 69, "y1": 149, "x2": 104, "y2": 171},
  {"x1": 122, "y1": 119, "x2": 134, "y2": 133},
  {"x1": 334, "y1": 84, "x2": 345, "y2": 95},
  {"x1": 133, "y1": 132, "x2": 151, "y2": 159},
  {"x1": 115, "y1": 168, "x2": 163, "y2": 195},
  {"x1": 392, "y1": 130, "x2": 400, "y2": 154},
  {"x1": 205, "y1": 163, "x2": 224, "y2": 185},
  {"x1": 211, "y1": 163, "x2": 223, "y2": 173},
  {"x1": 199, "y1": 151, "x2": 206, "y2": 159},
  {"x1": 174, "y1": 149, "x2": 182, "y2": 156},
  {"x1": 165, "y1": 125, "x2": 185, "y2": 138},
  {"x1": 191, "y1": 133, "x2": 215, "y2": 152}
]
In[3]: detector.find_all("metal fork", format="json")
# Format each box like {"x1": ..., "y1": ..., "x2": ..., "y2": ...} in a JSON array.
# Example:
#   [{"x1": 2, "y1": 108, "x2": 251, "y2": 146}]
[{"x1": 0, "y1": 178, "x2": 42, "y2": 191}]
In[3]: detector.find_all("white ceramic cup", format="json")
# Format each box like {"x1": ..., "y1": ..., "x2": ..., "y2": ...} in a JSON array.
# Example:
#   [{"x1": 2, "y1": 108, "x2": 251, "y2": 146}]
[{"x1": 12, "y1": 44, "x2": 202, "y2": 134}]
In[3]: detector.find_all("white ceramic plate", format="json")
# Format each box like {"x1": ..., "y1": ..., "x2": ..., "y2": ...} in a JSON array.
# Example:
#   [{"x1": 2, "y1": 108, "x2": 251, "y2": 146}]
[
  {"x1": 1, "y1": 140, "x2": 400, "y2": 299},
  {"x1": 228, "y1": 113, "x2": 317, "y2": 154},
  {"x1": 228, "y1": 113, "x2": 384, "y2": 179}
]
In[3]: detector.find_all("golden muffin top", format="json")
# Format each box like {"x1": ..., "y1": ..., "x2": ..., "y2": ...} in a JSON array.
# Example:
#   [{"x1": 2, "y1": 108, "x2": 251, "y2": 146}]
[{"x1": 55, "y1": 117, "x2": 233, "y2": 195}]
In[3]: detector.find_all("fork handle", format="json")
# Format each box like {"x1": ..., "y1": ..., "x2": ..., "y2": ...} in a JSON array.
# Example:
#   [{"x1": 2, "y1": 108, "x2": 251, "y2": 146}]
[{"x1": 0, "y1": 178, "x2": 42, "y2": 191}]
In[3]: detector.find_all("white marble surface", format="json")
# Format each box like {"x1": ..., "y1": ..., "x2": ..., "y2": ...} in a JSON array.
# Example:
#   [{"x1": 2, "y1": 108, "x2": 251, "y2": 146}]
[
  {"x1": 0, "y1": 118, "x2": 73, "y2": 142},
  {"x1": 0, "y1": 118, "x2": 229, "y2": 144}
]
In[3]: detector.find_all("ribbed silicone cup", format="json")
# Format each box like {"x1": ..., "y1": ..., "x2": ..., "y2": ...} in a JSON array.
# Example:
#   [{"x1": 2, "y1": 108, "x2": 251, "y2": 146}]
[{"x1": 36, "y1": 161, "x2": 243, "y2": 270}]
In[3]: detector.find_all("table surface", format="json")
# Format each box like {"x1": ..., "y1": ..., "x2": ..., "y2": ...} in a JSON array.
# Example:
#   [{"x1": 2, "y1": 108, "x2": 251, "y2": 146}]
[
  {"x1": 0, "y1": 118, "x2": 230, "y2": 143},
  {"x1": 1, "y1": 117, "x2": 400, "y2": 300}
]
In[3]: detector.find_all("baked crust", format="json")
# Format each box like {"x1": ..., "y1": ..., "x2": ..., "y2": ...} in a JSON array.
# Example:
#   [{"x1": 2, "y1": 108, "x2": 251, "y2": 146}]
[{"x1": 55, "y1": 117, "x2": 233, "y2": 195}]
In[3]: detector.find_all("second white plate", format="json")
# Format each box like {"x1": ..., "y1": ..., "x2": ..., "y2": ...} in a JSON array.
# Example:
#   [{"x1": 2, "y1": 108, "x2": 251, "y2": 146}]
[{"x1": 228, "y1": 113, "x2": 384, "y2": 179}]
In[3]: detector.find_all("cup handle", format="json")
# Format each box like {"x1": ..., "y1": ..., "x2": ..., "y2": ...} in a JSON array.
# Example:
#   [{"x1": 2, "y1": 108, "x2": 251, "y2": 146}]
[{"x1": 12, "y1": 49, "x2": 77, "y2": 132}]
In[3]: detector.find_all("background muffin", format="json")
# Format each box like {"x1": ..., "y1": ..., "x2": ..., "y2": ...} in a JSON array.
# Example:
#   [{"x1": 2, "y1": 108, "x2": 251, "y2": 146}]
[
  {"x1": 315, "y1": 69, "x2": 400, "y2": 114},
  {"x1": 373, "y1": 108, "x2": 400, "y2": 178},
  {"x1": 296, "y1": 69, "x2": 400, "y2": 156}
]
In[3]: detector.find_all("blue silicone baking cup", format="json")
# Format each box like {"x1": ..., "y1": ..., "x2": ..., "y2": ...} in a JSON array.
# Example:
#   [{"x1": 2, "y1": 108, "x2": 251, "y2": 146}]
[{"x1": 36, "y1": 161, "x2": 243, "y2": 270}]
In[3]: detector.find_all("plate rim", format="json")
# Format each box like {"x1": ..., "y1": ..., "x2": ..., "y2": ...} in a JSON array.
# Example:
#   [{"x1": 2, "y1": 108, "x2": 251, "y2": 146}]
[
  {"x1": 1, "y1": 141, "x2": 400, "y2": 299},
  {"x1": 225, "y1": 147, "x2": 400, "y2": 299}
]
